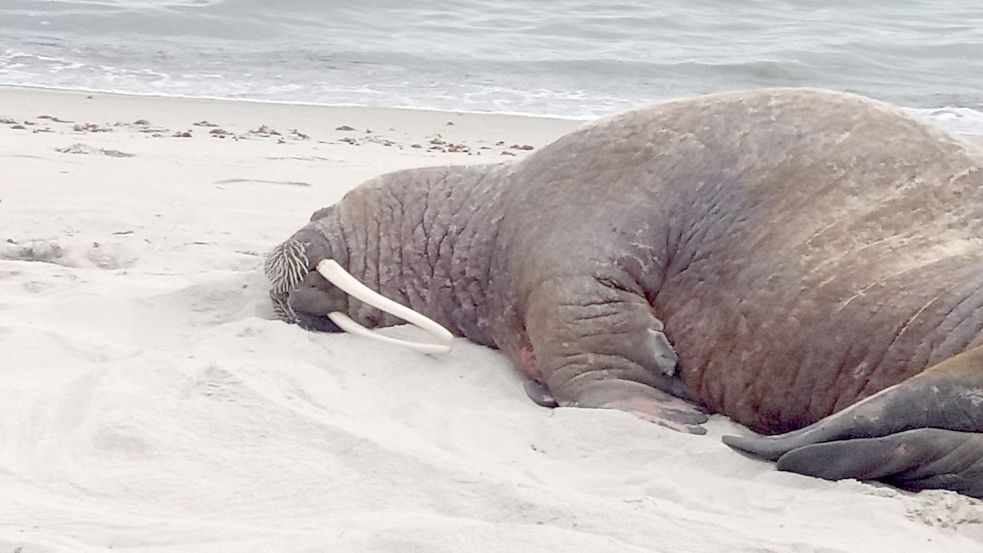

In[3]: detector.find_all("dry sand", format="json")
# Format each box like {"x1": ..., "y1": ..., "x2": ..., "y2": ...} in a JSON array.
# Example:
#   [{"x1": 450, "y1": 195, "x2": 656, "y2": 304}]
[{"x1": 1, "y1": 86, "x2": 982, "y2": 552}]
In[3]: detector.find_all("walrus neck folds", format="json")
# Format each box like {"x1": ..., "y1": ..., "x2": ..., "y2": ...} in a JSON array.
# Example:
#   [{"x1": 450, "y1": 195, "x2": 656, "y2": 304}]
[{"x1": 268, "y1": 164, "x2": 509, "y2": 345}]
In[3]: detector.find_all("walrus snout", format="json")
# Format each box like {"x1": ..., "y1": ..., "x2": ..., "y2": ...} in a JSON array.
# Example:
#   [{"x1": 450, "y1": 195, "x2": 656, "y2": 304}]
[
  {"x1": 264, "y1": 221, "x2": 344, "y2": 329},
  {"x1": 288, "y1": 269, "x2": 347, "y2": 332}
]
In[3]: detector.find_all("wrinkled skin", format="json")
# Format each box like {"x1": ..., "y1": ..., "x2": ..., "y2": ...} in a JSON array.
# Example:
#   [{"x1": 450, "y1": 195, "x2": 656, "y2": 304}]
[{"x1": 266, "y1": 88, "x2": 983, "y2": 497}]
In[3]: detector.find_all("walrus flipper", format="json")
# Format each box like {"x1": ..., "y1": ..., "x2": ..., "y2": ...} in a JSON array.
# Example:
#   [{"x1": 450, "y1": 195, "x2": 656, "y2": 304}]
[
  {"x1": 723, "y1": 345, "x2": 983, "y2": 497},
  {"x1": 775, "y1": 429, "x2": 983, "y2": 497},
  {"x1": 523, "y1": 379, "x2": 559, "y2": 408},
  {"x1": 570, "y1": 379, "x2": 709, "y2": 434},
  {"x1": 522, "y1": 273, "x2": 707, "y2": 433}
]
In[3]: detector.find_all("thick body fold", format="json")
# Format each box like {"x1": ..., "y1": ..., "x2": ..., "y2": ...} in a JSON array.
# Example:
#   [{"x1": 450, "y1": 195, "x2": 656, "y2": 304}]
[{"x1": 494, "y1": 88, "x2": 983, "y2": 432}]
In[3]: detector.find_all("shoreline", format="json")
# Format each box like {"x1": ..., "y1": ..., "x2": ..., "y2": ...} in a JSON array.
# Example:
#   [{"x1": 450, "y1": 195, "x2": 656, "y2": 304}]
[
  {"x1": 0, "y1": 84, "x2": 581, "y2": 232},
  {"x1": 0, "y1": 83, "x2": 592, "y2": 122},
  {"x1": 0, "y1": 84, "x2": 582, "y2": 149},
  {"x1": 3, "y1": 83, "x2": 983, "y2": 139}
]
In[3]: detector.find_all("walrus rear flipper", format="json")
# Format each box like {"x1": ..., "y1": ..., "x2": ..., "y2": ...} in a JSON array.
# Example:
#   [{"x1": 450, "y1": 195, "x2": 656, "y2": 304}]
[
  {"x1": 775, "y1": 429, "x2": 983, "y2": 497},
  {"x1": 723, "y1": 345, "x2": 983, "y2": 497},
  {"x1": 523, "y1": 379, "x2": 559, "y2": 408}
]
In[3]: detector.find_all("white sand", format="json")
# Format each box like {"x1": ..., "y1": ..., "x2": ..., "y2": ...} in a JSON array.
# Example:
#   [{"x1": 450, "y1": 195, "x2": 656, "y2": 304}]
[{"x1": 1, "y1": 86, "x2": 982, "y2": 552}]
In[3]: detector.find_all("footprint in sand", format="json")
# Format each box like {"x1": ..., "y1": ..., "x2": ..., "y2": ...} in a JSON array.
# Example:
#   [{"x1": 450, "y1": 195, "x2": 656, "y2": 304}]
[
  {"x1": 187, "y1": 364, "x2": 248, "y2": 404},
  {"x1": 92, "y1": 424, "x2": 155, "y2": 457},
  {"x1": 0, "y1": 537, "x2": 58, "y2": 553},
  {"x1": 904, "y1": 490, "x2": 983, "y2": 532},
  {"x1": 55, "y1": 143, "x2": 135, "y2": 158},
  {"x1": 1, "y1": 239, "x2": 139, "y2": 269},
  {"x1": 150, "y1": 270, "x2": 269, "y2": 327},
  {"x1": 1, "y1": 240, "x2": 66, "y2": 264}
]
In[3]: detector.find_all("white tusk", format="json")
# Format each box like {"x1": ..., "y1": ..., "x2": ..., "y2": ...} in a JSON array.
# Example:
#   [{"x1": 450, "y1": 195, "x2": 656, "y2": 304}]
[
  {"x1": 327, "y1": 312, "x2": 451, "y2": 355},
  {"x1": 316, "y1": 259, "x2": 454, "y2": 354}
]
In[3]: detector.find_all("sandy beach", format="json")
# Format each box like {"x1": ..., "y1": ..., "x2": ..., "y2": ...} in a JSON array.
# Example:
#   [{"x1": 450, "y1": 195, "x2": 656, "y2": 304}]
[{"x1": 2, "y1": 86, "x2": 983, "y2": 552}]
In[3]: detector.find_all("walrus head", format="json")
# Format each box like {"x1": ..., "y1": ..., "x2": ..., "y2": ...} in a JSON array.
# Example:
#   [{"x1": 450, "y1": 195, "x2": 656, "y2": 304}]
[
  {"x1": 265, "y1": 205, "x2": 454, "y2": 354},
  {"x1": 265, "y1": 209, "x2": 345, "y2": 332}
]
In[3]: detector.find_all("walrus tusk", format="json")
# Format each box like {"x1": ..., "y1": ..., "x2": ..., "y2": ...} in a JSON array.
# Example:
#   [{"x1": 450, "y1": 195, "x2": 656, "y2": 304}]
[
  {"x1": 316, "y1": 259, "x2": 454, "y2": 355},
  {"x1": 326, "y1": 312, "x2": 452, "y2": 355}
]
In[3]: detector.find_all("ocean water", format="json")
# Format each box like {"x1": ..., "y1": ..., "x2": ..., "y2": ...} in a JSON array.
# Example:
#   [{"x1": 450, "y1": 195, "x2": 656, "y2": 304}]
[{"x1": 2, "y1": 0, "x2": 983, "y2": 132}]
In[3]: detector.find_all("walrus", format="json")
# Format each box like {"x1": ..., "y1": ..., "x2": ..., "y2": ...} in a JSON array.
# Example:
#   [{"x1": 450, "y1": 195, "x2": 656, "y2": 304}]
[{"x1": 264, "y1": 88, "x2": 983, "y2": 498}]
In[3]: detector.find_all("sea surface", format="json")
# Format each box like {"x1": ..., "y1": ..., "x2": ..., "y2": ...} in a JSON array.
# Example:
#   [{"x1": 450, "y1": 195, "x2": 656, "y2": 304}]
[{"x1": 2, "y1": 0, "x2": 983, "y2": 132}]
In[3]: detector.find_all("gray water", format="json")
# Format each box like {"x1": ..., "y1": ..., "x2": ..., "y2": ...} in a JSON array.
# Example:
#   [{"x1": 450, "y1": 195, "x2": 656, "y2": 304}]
[{"x1": 2, "y1": 0, "x2": 982, "y2": 131}]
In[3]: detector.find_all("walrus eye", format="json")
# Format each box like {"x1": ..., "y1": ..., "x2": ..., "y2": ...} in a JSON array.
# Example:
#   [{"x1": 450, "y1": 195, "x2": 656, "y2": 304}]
[{"x1": 315, "y1": 259, "x2": 455, "y2": 355}]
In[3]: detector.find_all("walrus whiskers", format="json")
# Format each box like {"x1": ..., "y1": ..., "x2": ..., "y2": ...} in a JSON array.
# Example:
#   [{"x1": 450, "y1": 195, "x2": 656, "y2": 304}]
[
  {"x1": 264, "y1": 238, "x2": 308, "y2": 295},
  {"x1": 264, "y1": 238, "x2": 454, "y2": 354},
  {"x1": 264, "y1": 238, "x2": 308, "y2": 324}
]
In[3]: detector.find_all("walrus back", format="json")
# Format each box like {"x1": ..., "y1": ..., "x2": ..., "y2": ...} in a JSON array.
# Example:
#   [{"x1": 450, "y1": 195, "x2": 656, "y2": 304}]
[
  {"x1": 651, "y1": 90, "x2": 983, "y2": 432},
  {"x1": 503, "y1": 88, "x2": 983, "y2": 433}
]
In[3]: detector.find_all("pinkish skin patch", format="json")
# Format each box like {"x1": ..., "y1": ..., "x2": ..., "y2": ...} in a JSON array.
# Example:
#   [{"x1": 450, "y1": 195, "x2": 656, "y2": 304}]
[
  {"x1": 604, "y1": 396, "x2": 707, "y2": 434},
  {"x1": 516, "y1": 346, "x2": 544, "y2": 381}
]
